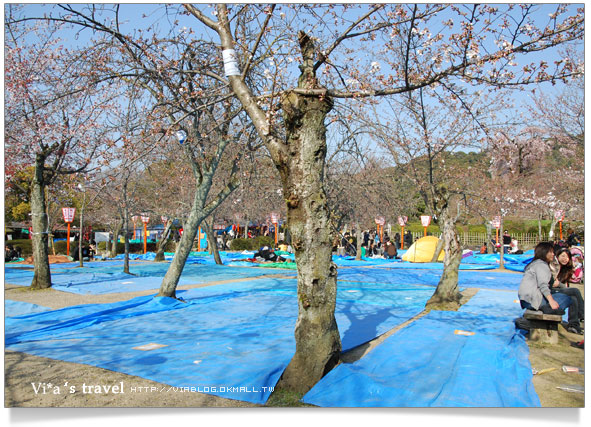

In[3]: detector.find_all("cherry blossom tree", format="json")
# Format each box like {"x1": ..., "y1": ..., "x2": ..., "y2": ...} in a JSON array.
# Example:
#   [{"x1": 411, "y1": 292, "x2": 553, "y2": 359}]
[
  {"x1": 530, "y1": 49, "x2": 584, "y2": 150},
  {"x1": 27, "y1": 4, "x2": 253, "y2": 297},
  {"x1": 363, "y1": 84, "x2": 497, "y2": 306},
  {"x1": 488, "y1": 82, "x2": 584, "y2": 242},
  {"x1": 5, "y1": 11, "x2": 118, "y2": 288},
  {"x1": 186, "y1": 3, "x2": 583, "y2": 392}
]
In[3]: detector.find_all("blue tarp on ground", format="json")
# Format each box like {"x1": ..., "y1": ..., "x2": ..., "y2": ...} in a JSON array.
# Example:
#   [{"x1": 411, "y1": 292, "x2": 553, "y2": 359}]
[
  {"x1": 6, "y1": 258, "x2": 521, "y2": 295},
  {"x1": 336, "y1": 281, "x2": 433, "y2": 351},
  {"x1": 4, "y1": 300, "x2": 51, "y2": 317},
  {"x1": 336, "y1": 267, "x2": 523, "y2": 290},
  {"x1": 458, "y1": 289, "x2": 523, "y2": 319},
  {"x1": 5, "y1": 259, "x2": 532, "y2": 406},
  {"x1": 5, "y1": 289, "x2": 296, "y2": 404},
  {"x1": 302, "y1": 288, "x2": 539, "y2": 407},
  {"x1": 4, "y1": 263, "x2": 295, "y2": 295},
  {"x1": 384, "y1": 262, "x2": 495, "y2": 270},
  {"x1": 225, "y1": 255, "x2": 495, "y2": 269},
  {"x1": 5, "y1": 277, "x2": 433, "y2": 404},
  {"x1": 503, "y1": 263, "x2": 529, "y2": 272},
  {"x1": 333, "y1": 257, "x2": 397, "y2": 267},
  {"x1": 462, "y1": 253, "x2": 533, "y2": 269}
]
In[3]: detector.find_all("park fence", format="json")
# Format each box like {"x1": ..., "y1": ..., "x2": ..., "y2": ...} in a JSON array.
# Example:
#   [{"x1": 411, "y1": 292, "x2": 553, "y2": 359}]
[{"x1": 405, "y1": 232, "x2": 581, "y2": 250}]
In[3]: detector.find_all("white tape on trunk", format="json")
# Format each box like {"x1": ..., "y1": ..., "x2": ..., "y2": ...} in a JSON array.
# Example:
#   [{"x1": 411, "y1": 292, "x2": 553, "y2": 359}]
[{"x1": 222, "y1": 49, "x2": 241, "y2": 76}]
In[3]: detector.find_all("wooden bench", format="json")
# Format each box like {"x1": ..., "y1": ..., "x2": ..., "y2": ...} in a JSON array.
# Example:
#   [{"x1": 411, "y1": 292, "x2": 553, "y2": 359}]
[{"x1": 523, "y1": 309, "x2": 563, "y2": 344}]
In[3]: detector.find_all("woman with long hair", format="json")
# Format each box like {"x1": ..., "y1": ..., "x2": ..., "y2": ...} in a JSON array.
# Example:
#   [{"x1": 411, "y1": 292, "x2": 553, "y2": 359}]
[
  {"x1": 518, "y1": 242, "x2": 572, "y2": 316},
  {"x1": 549, "y1": 247, "x2": 584, "y2": 334}
]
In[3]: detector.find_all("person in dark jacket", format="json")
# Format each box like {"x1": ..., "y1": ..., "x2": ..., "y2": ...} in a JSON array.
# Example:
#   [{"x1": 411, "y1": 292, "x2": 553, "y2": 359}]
[
  {"x1": 394, "y1": 233, "x2": 401, "y2": 249},
  {"x1": 404, "y1": 231, "x2": 413, "y2": 248},
  {"x1": 566, "y1": 228, "x2": 581, "y2": 247},
  {"x1": 5, "y1": 245, "x2": 20, "y2": 262}
]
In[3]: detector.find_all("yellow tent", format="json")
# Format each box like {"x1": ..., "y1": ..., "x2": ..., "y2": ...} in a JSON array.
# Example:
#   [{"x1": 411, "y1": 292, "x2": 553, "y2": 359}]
[{"x1": 402, "y1": 236, "x2": 444, "y2": 262}]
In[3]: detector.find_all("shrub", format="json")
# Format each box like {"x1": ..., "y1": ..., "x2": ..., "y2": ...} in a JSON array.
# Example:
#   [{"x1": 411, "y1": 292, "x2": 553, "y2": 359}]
[
  {"x1": 6, "y1": 239, "x2": 33, "y2": 257},
  {"x1": 228, "y1": 238, "x2": 250, "y2": 251},
  {"x1": 228, "y1": 236, "x2": 274, "y2": 251},
  {"x1": 52, "y1": 240, "x2": 69, "y2": 255}
]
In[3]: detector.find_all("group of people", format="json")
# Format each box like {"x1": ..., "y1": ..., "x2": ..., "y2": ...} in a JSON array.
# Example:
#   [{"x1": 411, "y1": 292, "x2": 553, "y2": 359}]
[
  {"x1": 5, "y1": 244, "x2": 22, "y2": 262},
  {"x1": 518, "y1": 241, "x2": 584, "y2": 336},
  {"x1": 71, "y1": 240, "x2": 97, "y2": 261},
  {"x1": 481, "y1": 230, "x2": 523, "y2": 255},
  {"x1": 335, "y1": 229, "x2": 414, "y2": 259},
  {"x1": 213, "y1": 227, "x2": 293, "y2": 251}
]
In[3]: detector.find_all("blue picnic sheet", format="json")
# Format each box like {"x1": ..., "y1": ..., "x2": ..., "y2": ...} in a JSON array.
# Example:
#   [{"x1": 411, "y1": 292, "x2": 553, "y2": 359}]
[{"x1": 302, "y1": 289, "x2": 538, "y2": 407}]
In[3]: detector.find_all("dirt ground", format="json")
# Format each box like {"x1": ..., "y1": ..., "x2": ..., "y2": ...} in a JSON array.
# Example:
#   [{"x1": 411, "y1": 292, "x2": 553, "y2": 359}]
[
  {"x1": 3, "y1": 263, "x2": 585, "y2": 407},
  {"x1": 20, "y1": 255, "x2": 73, "y2": 265},
  {"x1": 526, "y1": 281, "x2": 585, "y2": 407}
]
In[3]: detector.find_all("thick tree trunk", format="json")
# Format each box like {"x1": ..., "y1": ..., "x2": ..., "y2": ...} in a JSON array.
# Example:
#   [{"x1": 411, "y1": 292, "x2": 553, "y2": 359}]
[
  {"x1": 538, "y1": 213, "x2": 543, "y2": 242},
  {"x1": 154, "y1": 220, "x2": 173, "y2": 262},
  {"x1": 203, "y1": 219, "x2": 223, "y2": 265},
  {"x1": 30, "y1": 157, "x2": 52, "y2": 290},
  {"x1": 274, "y1": 83, "x2": 341, "y2": 395},
  {"x1": 211, "y1": 15, "x2": 340, "y2": 395},
  {"x1": 426, "y1": 207, "x2": 462, "y2": 310}
]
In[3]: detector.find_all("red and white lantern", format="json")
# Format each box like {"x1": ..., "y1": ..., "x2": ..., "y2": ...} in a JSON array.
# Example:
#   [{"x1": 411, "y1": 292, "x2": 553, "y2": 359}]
[
  {"x1": 491, "y1": 216, "x2": 501, "y2": 229},
  {"x1": 420, "y1": 215, "x2": 431, "y2": 227},
  {"x1": 554, "y1": 210, "x2": 565, "y2": 221},
  {"x1": 420, "y1": 215, "x2": 431, "y2": 237},
  {"x1": 270, "y1": 212, "x2": 280, "y2": 224},
  {"x1": 62, "y1": 207, "x2": 76, "y2": 223}
]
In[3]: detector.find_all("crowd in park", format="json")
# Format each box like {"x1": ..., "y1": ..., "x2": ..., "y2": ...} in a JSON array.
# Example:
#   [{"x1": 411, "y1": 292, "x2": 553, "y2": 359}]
[
  {"x1": 37, "y1": 221, "x2": 583, "y2": 266},
  {"x1": 336, "y1": 229, "x2": 415, "y2": 258}
]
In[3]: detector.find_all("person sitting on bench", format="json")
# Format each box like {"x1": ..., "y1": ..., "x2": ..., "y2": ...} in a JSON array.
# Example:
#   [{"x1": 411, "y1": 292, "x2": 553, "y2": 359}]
[
  {"x1": 518, "y1": 242, "x2": 572, "y2": 316},
  {"x1": 549, "y1": 247, "x2": 584, "y2": 334}
]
